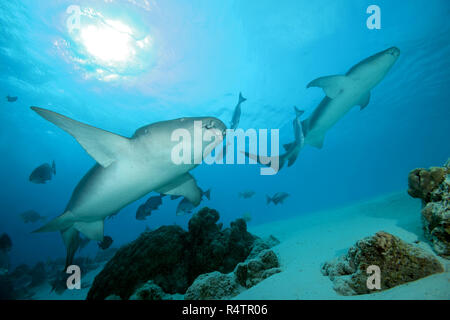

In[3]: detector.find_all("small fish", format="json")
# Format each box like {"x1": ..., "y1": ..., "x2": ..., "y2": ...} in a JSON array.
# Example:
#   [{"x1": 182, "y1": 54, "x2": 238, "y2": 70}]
[
  {"x1": 136, "y1": 203, "x2": 151, "y2": 221},
  {"x1": 238, "y1": 191, "x2": 256, "y2": 199},
  {"x1": 6, "y1": 95, "x2": 18, "y2": 102},
  {"x1": 230, "y1": 92, "x2": 247, "y2": 130},
  {"x1": 176, "y1": 189, "x2": 211, "y2": 216},
  {"x1": 135, "y1": 194, "x2": 165, "y2": 221},
  {"x1": 266, "y1": 192, "x2": 290, "y2": 205},
  {"x1": 29, "y1": 161, "x2": 56, "y2": 184},
  {"x1": 19, "y1": 210, "x2": 47, "y2": 224},
  {"x1": 98, "y1": 236, "x2": 113, "y2": 250},
  {"x1": 145, "y1": 195, "x2": 164, "y2": 211}
]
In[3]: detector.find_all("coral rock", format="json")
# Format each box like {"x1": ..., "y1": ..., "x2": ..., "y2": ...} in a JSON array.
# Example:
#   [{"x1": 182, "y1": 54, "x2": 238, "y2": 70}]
[
  {"x1": 87, "y1": 208, "x2": 257, "y2": 300},
  {"x1": 130, "y1": 280, "x2": 169, "y2": 300},
  {"x1": 322, "y1": 231, "x2": 444, "y2": 295},
  {"x1": 407, "y1": 160, "x2": 450, "y2": 258},
  {"x1": 184, "y1": 272, "x2": 242, "y2": 300}
]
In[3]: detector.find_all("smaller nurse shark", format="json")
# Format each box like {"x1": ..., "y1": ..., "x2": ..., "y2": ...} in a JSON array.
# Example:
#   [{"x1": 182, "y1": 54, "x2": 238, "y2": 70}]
[
  {"x1": 31, "y1": 107, "x2": 226, "y2": 267},
  {"x1": 303, "y1": 47, "x2": 400, "y2": 149}
]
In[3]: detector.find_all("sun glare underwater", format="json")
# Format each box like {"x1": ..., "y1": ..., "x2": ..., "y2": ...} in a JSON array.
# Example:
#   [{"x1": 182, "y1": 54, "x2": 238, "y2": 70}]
[{"x1": 0, "y1": 0, "x2": 449, "y2": 301}]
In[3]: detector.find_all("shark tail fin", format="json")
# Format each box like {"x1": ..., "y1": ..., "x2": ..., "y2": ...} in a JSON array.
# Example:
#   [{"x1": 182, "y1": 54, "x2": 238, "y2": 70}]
[
  {"x1": 203, "y1": 189, "x2": 211, "y2": 200},
  {"x1": 32, "y1": 211, "x2": 73, "y2": 233},
  {"x1": 266, "y1": 195, "x2": 273, "y2": 205},
  {"x1": 239, "y1": 92, "x2": 247, "y2": 104},
  {"x1": 52, "y1": 160, "x2": 56, "y2": 175}
]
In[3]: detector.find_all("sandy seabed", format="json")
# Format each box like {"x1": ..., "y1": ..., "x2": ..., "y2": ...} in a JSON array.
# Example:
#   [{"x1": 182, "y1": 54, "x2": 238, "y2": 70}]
[{"x1": 31, "y1": 192, "x2": 450, "y2": 300}]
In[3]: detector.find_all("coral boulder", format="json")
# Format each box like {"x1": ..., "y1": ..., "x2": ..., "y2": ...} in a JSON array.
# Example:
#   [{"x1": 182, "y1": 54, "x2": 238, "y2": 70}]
[{"x1": 322, "y1": 231, "x2": 444, "y2": 295}]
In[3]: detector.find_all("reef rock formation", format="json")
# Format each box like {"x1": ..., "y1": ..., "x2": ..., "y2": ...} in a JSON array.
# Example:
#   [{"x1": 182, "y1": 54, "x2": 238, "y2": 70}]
[
  {"x1": 88, "y1": 208, "x2": 261, "y2": 300},
  {"x1": 129, "y1": 280, "x2": 169, "y2": 300},
  {"x1": 184, "y1": 272, "x2": 241, "y2": 300},
  {"x1": 322, "y1": 231, "x2": 444, "y2": 296},
  {"x1": 185, "y1": 239, "x2": 281, "y2": 300},
  {"x1": 408, "y1": 160, "x2": 449, "y2": 258}
]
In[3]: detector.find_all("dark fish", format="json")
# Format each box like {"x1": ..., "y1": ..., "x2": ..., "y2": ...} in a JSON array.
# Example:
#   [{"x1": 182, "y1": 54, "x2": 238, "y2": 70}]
[
  {"x1": 29, "y1": 161, "x2": 56, "y2": 184},
  {"x1": 98, "y1": 236, "x2": 113, "y2": 250},
  {"x1": 6, "y1": 95, "x2": 18, "y2": 102},
  {"x1": 230, "y1": 92, "x2": 247, "y2": 130},
  {"x1": 136, "y1": 194, "x2": 165, "y2": 221},
  {"x1": 0, "y1": 233, "x2": 12, "y2": 251},
  {"x1": 136, "y1": 203, "x2": 151, "y2": 221},
  {"x1": 145, "y1": 195, "x2": 164, "y2": 210},
  {"x1": 239, "y1": 191, "x2": 256, "y2": 199},
  {"x1": 176, "y1": 189, "x2": 211, "y2": 216},
  {"x1": 266, "y1": 192, "x2": 290, "y2": 205},
  {"x1": 19, "y1": 210, "x2": 46, "y2": 223}
]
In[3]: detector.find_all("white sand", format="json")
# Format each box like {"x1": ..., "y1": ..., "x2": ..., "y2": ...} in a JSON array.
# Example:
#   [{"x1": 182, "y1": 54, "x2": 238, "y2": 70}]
[
  {"x1": 29, "y1": 192, "x2": 449, "y2": 300},
  {"x1": 235, "y1": 192, "x2": 450, "y2": 300}
]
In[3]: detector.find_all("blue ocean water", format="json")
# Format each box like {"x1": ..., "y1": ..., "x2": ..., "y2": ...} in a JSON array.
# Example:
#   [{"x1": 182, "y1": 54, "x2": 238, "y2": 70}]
[{"x1": 0, "y1": 0, "x2": 449, "y2": 272}]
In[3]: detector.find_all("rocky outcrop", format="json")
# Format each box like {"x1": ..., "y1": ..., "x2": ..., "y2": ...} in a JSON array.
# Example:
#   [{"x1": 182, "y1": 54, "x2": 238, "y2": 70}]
[
  {"x1": 184, "y1": 272, "x2": 242, "y2": 300},
  {"x1": 87, "y1": 208, "x2": 259, "y2": 300},
  {"x1": 185, "y1": 239, "x2": 281, "y2": 300},
  {"x1": 322, "y1": 231, "x2": 444, "y2": 295},
  {"x1": 408, "y1": 160, "x2": 449, "y2": 258},
  {"x1": 129, "y1": 280, "x2": 170, "y2": 300}
]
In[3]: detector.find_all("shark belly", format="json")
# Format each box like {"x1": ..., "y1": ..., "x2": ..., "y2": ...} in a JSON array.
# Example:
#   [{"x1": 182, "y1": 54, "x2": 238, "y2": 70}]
[
  {"x1": 304, "y1": 90, "x2": 366, "y2": 148},
  {"x1": 65, "y1": 160, "x2": 182, "y2": 222}
]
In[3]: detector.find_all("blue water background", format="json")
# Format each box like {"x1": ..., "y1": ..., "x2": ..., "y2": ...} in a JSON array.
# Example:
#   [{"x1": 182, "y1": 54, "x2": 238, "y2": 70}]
[{"x1": 0, "y1": 0, "x2": 449, "y2": 267}]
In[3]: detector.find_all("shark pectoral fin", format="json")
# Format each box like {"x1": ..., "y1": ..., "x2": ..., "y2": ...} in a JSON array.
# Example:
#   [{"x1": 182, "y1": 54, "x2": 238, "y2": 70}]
[
  {"x1": 31, "y1": 107, "x2": 130, "y2": 168},
  {"x1": 358, "y1": 92, "x2": 371, "y2": 110},
  {"x1": 157, "y1": 173, "x2": 202, "y2": 206},
  {"x1": 73, "y1": 220, "x2": 104, "y2": 241},
  {"x1": 307, "y1": 75, "x2": 350, "y2": 99}
]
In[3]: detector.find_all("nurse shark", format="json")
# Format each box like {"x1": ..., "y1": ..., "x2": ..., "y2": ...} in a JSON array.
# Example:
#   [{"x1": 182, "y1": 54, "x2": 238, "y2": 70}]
[
  {"x1": 303, "y1": 47, "x2": 400, "y2": 149},
  {"x1": 31, "y1": 107, "x2": 226, "y2": 267}
]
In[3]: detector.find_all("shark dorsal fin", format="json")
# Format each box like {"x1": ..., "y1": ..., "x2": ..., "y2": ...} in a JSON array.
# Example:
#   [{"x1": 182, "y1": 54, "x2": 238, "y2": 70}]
[
  {"x1": 31, "y1": 107, "x2": 130, "y2": 168},
  {"x1": 307, "y1": 75, "x2": 351, "y2": 99}
]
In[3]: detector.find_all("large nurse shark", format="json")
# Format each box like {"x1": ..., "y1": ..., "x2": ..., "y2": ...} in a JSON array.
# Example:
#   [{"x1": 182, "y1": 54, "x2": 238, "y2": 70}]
[
  {"x1": 303, "y1": 47, "x2": 400, "y2": 149},
  {"x1": 31, "y1": 107, "x2": 226, "y2": 267}
]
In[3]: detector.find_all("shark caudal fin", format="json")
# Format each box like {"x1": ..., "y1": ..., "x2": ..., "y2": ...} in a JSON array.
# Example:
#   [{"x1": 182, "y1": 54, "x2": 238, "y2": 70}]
[
  {"x1": 266, "y1": 195, "x2": 273, "y2": 205},
  {"x1": 238, "y1": 92, "x2": 247, "y2": 104},
  {"x1": 32, "y1": 211, "x2": 73, "y2": 234}
]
